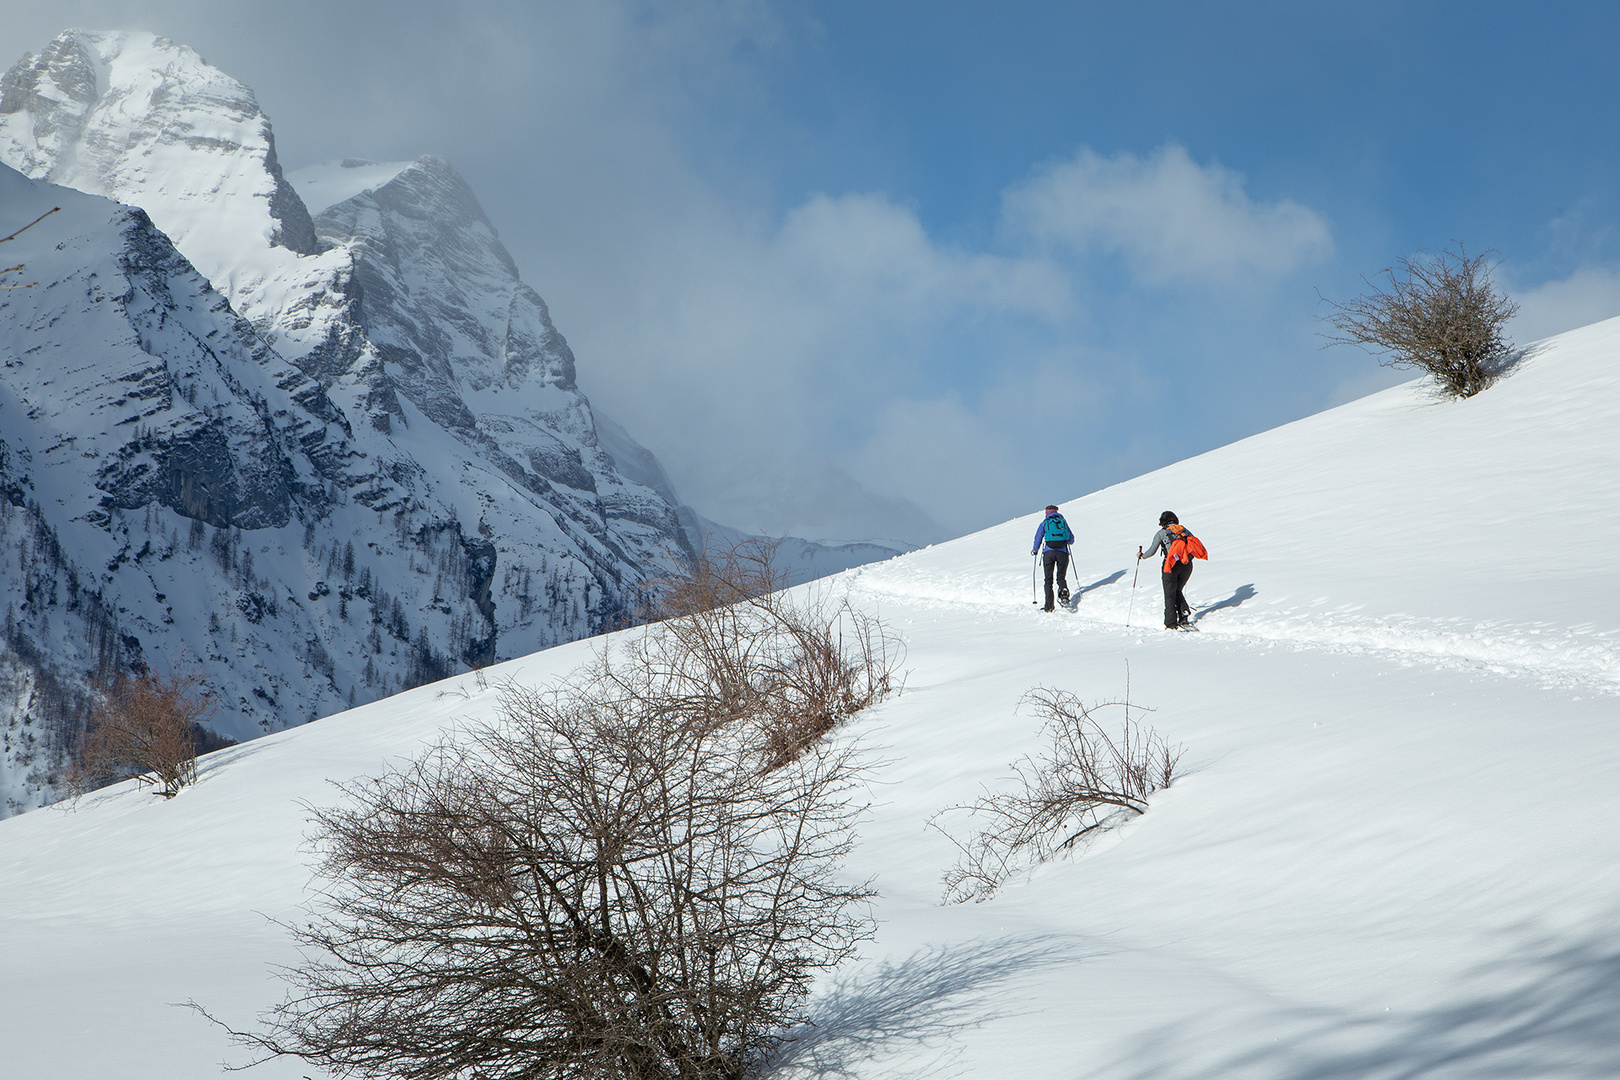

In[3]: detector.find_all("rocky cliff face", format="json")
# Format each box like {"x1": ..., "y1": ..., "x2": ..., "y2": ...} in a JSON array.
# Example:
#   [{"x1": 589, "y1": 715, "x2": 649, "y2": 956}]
[
  {"x1": 0, "y1": 31, "x2": 696, "y2": 815},
  {"x1": 0, "y1": 167, "x2": 354, "y2": 810},
  {"x1": 297, "y1": 155, "x2": 687, "y2": 580}
]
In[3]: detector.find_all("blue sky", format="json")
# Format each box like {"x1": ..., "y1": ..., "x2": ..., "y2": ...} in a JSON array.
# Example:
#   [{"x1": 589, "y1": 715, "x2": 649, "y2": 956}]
[{"x1": 4, "y1": 1, "x2": 1619, "y2": 543}]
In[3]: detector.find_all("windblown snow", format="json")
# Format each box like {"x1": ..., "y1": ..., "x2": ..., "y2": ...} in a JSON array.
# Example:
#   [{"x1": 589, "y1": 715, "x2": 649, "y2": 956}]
[
  {"x1": 284, "y1": 159, "x2": 411, "y2": 216},
  {"x1": 5, "y1": 317, "x2": 1620, "y2": 1077}
]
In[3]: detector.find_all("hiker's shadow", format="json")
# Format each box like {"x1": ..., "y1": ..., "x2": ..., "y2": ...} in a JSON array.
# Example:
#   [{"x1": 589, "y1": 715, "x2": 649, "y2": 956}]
[
  {"x1": 1192, "y1": 583, "x2": 1256, "y2": 623},
  {"x1": 1079, "y1": 569, "x2": 1126, "y2": 596}
]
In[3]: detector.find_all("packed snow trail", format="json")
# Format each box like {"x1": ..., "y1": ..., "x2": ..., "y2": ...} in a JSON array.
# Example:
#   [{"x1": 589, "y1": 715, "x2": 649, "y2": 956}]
[
  {"x1": 852, "y1": 558, "x2": 1620, "y2": 696},
  {"x1": 851, "y1": 320, "x2": 1620, "y2": 695}
]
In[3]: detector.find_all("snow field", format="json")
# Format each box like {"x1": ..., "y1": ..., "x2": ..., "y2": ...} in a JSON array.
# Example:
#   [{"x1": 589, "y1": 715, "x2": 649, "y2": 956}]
[{"x1": 5, "y1": 316, "x2": 1620, "y2": 1076}]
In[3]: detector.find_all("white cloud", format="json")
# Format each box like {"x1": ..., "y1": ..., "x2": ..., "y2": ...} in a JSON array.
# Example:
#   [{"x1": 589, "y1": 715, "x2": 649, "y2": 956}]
[
  {"x1": 775, "y1": 193, "x2": 1069, "y2": 321},
  {"x1": 1002, "y1": 144, "x2": 1333, "y2": 287},
  {"x1": 1510, "y1": 265, "x2": 1620, "y2": 344},
  {"x1": 844, "y1": 396, "x2": 1030, "y2": 538},
  {"x1": 569, "y1": 190, "x2": 1071, "y2": 543},
  {"x1": 0, "y1": 6, "x2": 1341, "y2": 545},
  {"x1": 566, "y1": 144, "x2": 1336, "y2": 541}
]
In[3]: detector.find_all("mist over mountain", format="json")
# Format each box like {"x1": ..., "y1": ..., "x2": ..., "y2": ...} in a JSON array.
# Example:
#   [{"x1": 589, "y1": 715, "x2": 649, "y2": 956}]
[{"x1": 0, "y1": 29, "x2": 899, "y2": 815}]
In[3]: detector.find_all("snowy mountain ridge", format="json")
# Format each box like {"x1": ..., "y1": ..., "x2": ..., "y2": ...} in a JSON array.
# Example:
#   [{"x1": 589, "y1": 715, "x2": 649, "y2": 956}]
[
  {"x1": 6, "y1": 314, "x2": 1620, "y2": 1076},
  {"x1": 286, "y1": 158, "x2": 412, "y2": 216},
  {"x1": 0, "y1": 28, "x2": 902, "y2": 814}
]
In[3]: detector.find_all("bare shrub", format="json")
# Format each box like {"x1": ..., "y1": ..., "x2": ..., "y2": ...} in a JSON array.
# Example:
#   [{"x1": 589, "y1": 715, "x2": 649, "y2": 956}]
[
  {"x1": 69, "y1": 666, "x2": 217, "y2": 799},
  {"x1": 614, "y1": 538, "x2": 902, "y2": 770},
  {"x1": 213, "y1": 543, "x2": 898, "y2": 1079},
  {"x1": 1322, "y1": 243, "x2": 1519, "y2": 398},
  {"x1": 933, "y1": 687, "x2": 1182, "y2": 903},
  {"x1": 653, "y1": 537, "x2": 781, "y2": 621}
]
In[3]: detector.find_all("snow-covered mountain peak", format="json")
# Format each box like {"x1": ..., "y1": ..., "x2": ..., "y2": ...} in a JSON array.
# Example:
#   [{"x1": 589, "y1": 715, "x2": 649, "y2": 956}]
[
  {"x1": 0, "y1": 30, "x2": 318, "y2": 297},
  {"x1": 312, "y1": 153, "x2": 573, "y2": 394},
  {"x1": 0, "y1": 29, "x2": 902, "y2": 819}
]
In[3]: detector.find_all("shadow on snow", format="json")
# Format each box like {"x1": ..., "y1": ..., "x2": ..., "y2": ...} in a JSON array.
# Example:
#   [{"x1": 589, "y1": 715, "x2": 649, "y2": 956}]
[
  {"x1": 769, "y1": 935, "x2": 1097, "y2": 1079},
  {"x1": 1110, "y1": 935, "x2": 1620, "y2": 1080}
]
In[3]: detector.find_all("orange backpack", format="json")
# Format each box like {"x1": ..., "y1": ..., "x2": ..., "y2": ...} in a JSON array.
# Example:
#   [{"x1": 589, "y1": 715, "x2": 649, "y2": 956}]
[{"x1": 1163, "y1": 523, "x2": 1209, "y2": 572}]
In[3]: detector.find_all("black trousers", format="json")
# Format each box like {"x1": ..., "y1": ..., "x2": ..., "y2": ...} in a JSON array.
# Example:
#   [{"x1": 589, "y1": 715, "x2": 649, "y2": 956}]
[
  {"x1": 1162, "y1": 560, "x2": 1193, "y2": 627},
  {"x1": 1042, "y1": 549, "x2": 1070, "y2": 610}
]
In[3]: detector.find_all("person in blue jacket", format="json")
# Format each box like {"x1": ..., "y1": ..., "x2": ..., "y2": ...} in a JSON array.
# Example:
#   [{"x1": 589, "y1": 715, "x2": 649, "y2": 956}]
[{"x1": 1031, "y1": 504, "x2": 1074, "y2": 612}]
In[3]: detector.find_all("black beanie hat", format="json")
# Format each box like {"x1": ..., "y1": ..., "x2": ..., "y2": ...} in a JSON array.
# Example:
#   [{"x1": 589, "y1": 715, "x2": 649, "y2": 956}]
[{"x1": 1159, "y1": 511, "x2": 1178, "y2": 526}]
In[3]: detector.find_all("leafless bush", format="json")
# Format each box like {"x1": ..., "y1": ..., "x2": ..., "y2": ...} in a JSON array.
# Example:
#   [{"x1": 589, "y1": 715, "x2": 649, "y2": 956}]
[
  {"x1": 654, "y1": 537, "x2": 781, "y2": 620},
  {"x1": 933, "y1": 687, "x2": 1182, "y2": 904},
  {"x1": 215, "y1": 542, "x2": 898, "y2": 1079},
  {"x1": 69, "y1": 666, "x2": 216, "y2": 799},
  {"x1": 1322, "y1": 243, "x2": 1519, "y2": 398},
  {"x1": 611, "y1": 538, "x2": 902, "y2": 770}
]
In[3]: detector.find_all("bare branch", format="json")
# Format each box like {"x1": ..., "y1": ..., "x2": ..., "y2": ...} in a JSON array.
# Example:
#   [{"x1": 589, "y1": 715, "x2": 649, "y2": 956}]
[
  {"x1": 1321, "y1": 242, "x2": 1519, "y2": 398},
  {"x1": 0, "y1": 206, "x2": 60, "y2": 289},
  {"x1": 933, "y1": 687, "x2": 1182, "y2": 904},
  {"x1": 0, "y1": 206, "x2": 59, "y2": 245}
]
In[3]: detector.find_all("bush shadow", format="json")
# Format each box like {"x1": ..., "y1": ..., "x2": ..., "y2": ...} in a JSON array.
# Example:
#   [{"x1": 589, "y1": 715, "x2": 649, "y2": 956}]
[
  {"x1": 769, "y1": 935, "x2": 1092, "y2": 1079},
  {"x1": 1110, "y1": 936, "x2": 1620, "y2": 1080}
]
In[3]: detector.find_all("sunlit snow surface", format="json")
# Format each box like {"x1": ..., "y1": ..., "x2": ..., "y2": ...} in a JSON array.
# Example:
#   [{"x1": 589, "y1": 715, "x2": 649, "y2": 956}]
[{"x1": 6, "y1": 319, "x2": 1620, "y2": 1077}]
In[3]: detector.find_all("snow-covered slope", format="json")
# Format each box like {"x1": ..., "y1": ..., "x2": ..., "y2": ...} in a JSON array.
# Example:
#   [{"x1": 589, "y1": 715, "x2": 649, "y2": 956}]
[
  {"x1": 6, "y1": 319, "x2": 1620, "y2": 1077},
  {"x1": 285, "y1": 158, "x2": 411, "y2": 216}
]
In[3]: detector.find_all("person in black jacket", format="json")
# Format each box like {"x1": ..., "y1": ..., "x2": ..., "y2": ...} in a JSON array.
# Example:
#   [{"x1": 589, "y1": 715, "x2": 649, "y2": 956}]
[{"x1": 1139, "y1": 510, "x2": 1193, "y2": 629}]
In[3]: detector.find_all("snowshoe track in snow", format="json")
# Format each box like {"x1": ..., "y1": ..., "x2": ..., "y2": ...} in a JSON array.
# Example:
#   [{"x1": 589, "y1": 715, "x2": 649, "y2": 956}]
[{"x1": 848, "y1": 563, "x2": 1620, "y2": 696}]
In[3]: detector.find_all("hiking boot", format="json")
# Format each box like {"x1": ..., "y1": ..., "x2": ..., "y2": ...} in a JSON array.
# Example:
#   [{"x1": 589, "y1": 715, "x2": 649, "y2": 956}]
[{"x1": 1057, "y1": 586, "x2": 1070, "y2": 603}]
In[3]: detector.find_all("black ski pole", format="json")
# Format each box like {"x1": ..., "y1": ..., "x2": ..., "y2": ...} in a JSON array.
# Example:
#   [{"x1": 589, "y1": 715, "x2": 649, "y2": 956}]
[{"x1": 1032, "y1": 553, "x2": 1039, "y2": 605}]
